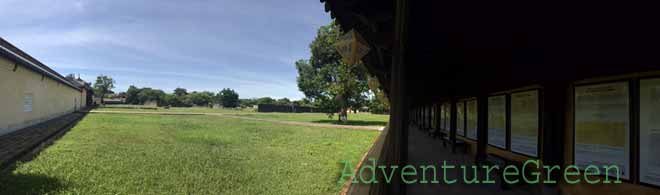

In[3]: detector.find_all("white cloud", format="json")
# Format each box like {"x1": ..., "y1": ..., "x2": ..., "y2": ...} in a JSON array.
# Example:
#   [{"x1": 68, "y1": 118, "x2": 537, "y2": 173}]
[{"x1": 1, "y1": 0, "x2": 326, "y2": 100}]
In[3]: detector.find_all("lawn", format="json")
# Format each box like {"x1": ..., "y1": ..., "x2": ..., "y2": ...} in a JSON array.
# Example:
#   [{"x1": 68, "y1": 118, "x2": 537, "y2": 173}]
[
  {"x1": 0, "y1": 113, "x2": 379, "y2": 194},
  {"x1": 232, "y1": 112, "x2": 389, "y2": 127},
  {"x1": 95, "y1": 106, "x2": 390, "y2": 127},
  {"x1": 95, "y1": 106, "x2": 248, "y2": 114}
]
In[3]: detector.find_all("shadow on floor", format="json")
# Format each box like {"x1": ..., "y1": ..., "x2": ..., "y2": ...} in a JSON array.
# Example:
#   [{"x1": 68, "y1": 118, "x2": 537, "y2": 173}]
[
  {"x1": 406, "y1": 125, "x2": 548, "y2": 195},
  {"x1": 0, "y1": 173, "x2": 66, "y2": 194},
  {"x1": 0, "y1": 112, "x2": 88, "y2": 195},
  {"x1": 312, "y1": 120, "x2": 388, "y2": 126}
]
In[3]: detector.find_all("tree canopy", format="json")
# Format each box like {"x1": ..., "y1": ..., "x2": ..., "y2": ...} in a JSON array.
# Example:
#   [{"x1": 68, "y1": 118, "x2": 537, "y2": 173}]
[
  {"x1": 295, "y1": 21, "x2": 372, "y2": 121},
  {"x1": 123, "y1": 86, "x2": 246, "y2": 108},
  {"x1": 93, "y1": 75, "x2": 115, "y2": 103},
  {"x1": 217, "y1": 88, "x2": 240, "y2": 108}
]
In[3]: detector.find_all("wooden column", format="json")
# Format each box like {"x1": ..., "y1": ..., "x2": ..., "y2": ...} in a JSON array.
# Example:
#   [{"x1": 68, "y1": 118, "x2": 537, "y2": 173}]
[
  {"x1": 434, "y1": 104, "x2": 440, "y2": 132},
  {"x1": 541, "y1": 82, "x2": 568, "y2": 183},
  {"x1": 426, "y1": 105, "x2": 433, "y2": 129},
  {"x1": 391, "y1": 0, "x2": 409, "y2": 194},
  {"x1": 370, "y1": 0, "x2": 409, "y2": 194},
  {"x1": 450, "y1": 98, "x2": 458, "y2": 152},
  {"x1": 476, "y1": 95, "x2": 489, "y2": 162}
]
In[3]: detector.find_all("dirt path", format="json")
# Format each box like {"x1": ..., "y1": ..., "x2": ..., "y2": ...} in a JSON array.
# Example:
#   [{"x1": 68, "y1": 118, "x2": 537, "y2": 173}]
[{"x1": 88, "y1": 110, "x2": 385, "y2": 131}]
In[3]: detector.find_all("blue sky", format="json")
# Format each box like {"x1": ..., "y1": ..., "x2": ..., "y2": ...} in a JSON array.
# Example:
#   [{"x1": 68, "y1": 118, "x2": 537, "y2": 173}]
[{"x1": 0, "y1": 0, "x2": 331, "y2": 99}]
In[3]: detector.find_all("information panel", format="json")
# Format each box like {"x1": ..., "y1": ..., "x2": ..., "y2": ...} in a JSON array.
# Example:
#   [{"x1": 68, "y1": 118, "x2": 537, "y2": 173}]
[
  {"x1": 457, "y1": 102, "x2": 465, "y2": 136},
  {"x1": 467, "y1": 100, "x2": 478, "y2": 140},
  {"x1": 574, "y1": 82, "x2": 630, "y2": 179},
  {"x1": 511, "y1": 90, "x2": 539, "y2": 157},
  {"x1": 488, "y1": 95, "x2": 507, "y2": 148},
  {"x1": 23, "y1": 93, "x2": 33, "y2": 112},
  {"x1": 640, "y1": 78, "x2": 660, "y2": 186}
]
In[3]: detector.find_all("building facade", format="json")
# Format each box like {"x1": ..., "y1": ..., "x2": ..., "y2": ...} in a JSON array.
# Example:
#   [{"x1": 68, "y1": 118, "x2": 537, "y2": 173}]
[{"x1": 0, "y1": 38, "x2": 87, "y2": 136}]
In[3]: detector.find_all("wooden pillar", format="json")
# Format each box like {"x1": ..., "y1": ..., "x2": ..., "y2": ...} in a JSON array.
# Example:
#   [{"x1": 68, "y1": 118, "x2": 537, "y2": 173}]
[
  {"x1": 434, "y1": 104, "x2": 440, "y2": 132},
  {"x1": 370, "y1": 0, "x2": 409, "y2": 194},
  {"x1": 476, "y1": 95, "x2": 489, "y2": 162},
  {"x1": 391, "y1": 0, "x2": 409, "y2": 194},
  {"x1": 450, "y1": 98, "x2": 458, "y2": 152},
  {"x1": 428, "y1": 106, "x2": 432, "y2": 129},
  {"x1": 417, "y1": 108, "x2": 420, "y2": 126},
  {"x1": 383, "y1": 47, "x2": 408, "y2": 194},
  {"x1": 422, "y1": 106, "x2": 426, "y2": 129},
  {"x1": 505, "y1": 94, "x2": 512, "y2": 150},
  {"x1": 541, "y1": 82, "x2": 568, "y2": 182}
]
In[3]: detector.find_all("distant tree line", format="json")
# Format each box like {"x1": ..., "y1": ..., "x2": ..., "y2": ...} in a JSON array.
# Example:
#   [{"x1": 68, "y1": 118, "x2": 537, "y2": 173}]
[
  {"x1": 238, "y1": 97, "x2": 313, "y2": 108},
  {"x1": 121, "y1": 85, "x2": 309, "y2": 109},
  {"x1": 124, "y1": 86, "x2": 240, "y2": 108},
  {"x1": 91, "y1": 76, "x2": 324, "y2": 109}
]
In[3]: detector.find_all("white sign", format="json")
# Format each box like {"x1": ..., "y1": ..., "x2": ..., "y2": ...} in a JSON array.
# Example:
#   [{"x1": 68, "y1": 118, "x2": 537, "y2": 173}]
[
  {"x1": 24, "y1": 93, "x2": 33, "y2": 112},
  {"x1": 574, "y1": 82, "x2": 630, "y2": 179},
  {"x1": 511, "y1": 90, "x2": 539, "y2": 157},
  {"x1": 488, "y1": 95, "x2": 506, "y2": 148},
  {"x1": 467, "y1": 100, "x2": 478, "y2": 140},
  {"x1": 457, "y1": 102, "x2": 465, "y2": 136},
  {"x1": 335, "y1": 29, "x2": 370, "y2": 65},
  {"x1": 640, "y1": 79, "x2": 660, "y2": 186}
]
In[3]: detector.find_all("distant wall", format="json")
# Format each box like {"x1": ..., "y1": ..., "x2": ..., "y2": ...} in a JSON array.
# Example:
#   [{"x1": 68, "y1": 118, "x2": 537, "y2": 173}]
[
  {"x1": 257, "y1": 104, "x2": 318, "y2": 113},
  {"x1": 0, "y1": 56, "x2": 83, "y2": 135}
]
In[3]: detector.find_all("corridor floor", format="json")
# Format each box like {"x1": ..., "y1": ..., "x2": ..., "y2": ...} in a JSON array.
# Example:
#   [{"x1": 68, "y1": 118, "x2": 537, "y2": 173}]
[{"x1": 406, "y1": 125, "x2": 549, "y2": 195}]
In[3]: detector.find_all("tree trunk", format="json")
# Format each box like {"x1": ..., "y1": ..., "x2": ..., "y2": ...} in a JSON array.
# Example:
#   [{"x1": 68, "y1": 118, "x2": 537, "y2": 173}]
[{"x1": 339, "y1": 107, "x2": 348, "y2": 122}]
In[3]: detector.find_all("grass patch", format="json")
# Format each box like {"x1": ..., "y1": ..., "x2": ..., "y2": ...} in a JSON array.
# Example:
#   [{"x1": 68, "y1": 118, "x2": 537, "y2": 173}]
[
  {"x1": 233, "y1": 112, "x2": 389, "y2": 127},
  {"x1": 93, "y1": 107, "x2": 390, "y2": 127},
  {"x1": 95, "y1": 106, "x2": 247, "y2": 113},
  {"x1": 0, "y1": 113, "x2": 378, "y2": 194}
]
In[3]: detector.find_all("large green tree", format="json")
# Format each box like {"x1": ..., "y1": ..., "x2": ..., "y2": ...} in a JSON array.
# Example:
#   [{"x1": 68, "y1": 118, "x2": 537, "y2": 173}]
[
  {"x1": 188, "y1": 91, "x2": 214, "y2": 107},
  {"x1": 295, "y1": 21, "x2": 370, "y2": 121},
  {"x1": 93, "y1": 75, "x2": 115, "y2": 104},
  {"x1": 174, "y1": 88, "x2": 188, "y2": 97},
  {"x1": 136, "y1": 88, "x2": 165, "y2": 105},
  {"x1": 217, "y1": 88, "x2": 240, "y2": 108},
  {"x1": 256, "y1": 97, "x2": 276, "y2": 105},
  {"x1": 170, "y1": 88, "x2": 191, "y2": 107},
  {"x1": 276, "y1": 98, "x2": 291, "y2": 105},
  {"x1": 125, "y1": 85, "x2": 141, "y2": 104}
]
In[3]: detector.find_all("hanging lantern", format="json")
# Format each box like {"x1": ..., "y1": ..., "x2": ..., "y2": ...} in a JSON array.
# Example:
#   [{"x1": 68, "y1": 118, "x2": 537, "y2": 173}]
[{"x1": 335, "y1": 29, "x2": 370, "y2": 65}]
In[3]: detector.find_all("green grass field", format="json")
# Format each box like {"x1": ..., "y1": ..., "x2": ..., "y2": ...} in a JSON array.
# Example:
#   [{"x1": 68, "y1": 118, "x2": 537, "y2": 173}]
[
  {"x1": 95, "y1": 106, "x2": 390, "y2": 127},
  {"x1": 95, "y1": 106, "x2": 248, "y2": 114},
  {"x1": 233, "y1": 112, "x2": 389, "y2": 127},
  {"x1": 0, "y1": 113, "x2": 379, "y2": 194}
]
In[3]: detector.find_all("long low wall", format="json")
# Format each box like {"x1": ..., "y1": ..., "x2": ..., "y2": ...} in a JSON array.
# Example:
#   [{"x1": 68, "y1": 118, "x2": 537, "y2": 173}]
[{"x1": 0, "y1": 56, "x2": 84, "y2": 135}]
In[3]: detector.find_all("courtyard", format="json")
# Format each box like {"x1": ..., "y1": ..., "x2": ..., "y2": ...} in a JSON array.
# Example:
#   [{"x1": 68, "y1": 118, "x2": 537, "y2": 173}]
[{"x1": 0, "y1": 109, "x2": 385, "y2": 194}]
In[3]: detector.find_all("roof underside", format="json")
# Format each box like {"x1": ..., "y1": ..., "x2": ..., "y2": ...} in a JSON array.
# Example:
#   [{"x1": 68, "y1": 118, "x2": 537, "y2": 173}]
[
  {"x1": 322, "y1": 1, "x2": 660, "y2": 106},
  {"x1": 321, "y1": 0, "x2": 396, "y2": 96}
]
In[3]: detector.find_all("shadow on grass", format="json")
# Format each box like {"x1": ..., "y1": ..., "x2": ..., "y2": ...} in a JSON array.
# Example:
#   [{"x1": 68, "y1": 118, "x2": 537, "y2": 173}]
[
  {"x1": 312, "y1": 120, "x2": 387, "y2": 126},
  {"x1": 0, "y1": 173, "x2": 66, "y2": 194}
]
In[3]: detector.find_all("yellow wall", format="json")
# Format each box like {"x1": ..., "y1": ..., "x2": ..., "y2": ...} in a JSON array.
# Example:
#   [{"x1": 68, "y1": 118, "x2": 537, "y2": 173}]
[{"x1": 0, "y1": 56, "x2": 83, "y2": 135}]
